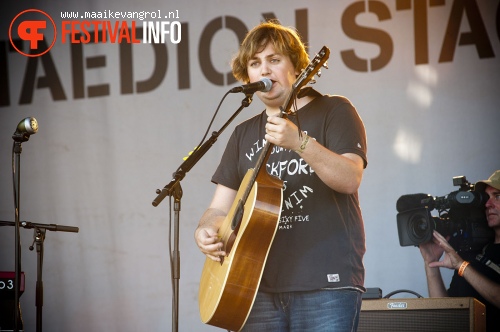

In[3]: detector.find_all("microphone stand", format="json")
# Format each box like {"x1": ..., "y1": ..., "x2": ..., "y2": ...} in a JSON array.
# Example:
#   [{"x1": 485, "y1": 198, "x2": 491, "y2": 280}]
[
  {"x1": 152, "y1": 94, "x2": 253, "y2": 332},
  {"x1": 12, "y1": 134, "x2": 27, "y2": 332},
  {"x1": 33, "y1": 226, "x2": 45, "y2": 332},
  {"x1": 0, "y1": 220, "x2": 79, "y2": 332}
]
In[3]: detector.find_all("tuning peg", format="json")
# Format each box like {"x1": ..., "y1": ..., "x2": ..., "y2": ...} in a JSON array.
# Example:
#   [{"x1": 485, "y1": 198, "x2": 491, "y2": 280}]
[
  {"x1": 317, "y1": 69, "x2": 322, "y2": 77},
  {"x1": 323, "y1": 61, "x2": 329, "y2": 69}
]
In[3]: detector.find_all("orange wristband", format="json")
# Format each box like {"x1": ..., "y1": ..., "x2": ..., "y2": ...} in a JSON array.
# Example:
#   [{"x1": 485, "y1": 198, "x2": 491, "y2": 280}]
[{"x1": 458, "y1": 261, "x2": 470, "y2": 277}]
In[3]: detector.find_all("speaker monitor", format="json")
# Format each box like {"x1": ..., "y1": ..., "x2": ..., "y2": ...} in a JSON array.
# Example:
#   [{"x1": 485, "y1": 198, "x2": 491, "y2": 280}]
[{"x1": 358, "y1": 297, "x2": 485, "y2": 332}]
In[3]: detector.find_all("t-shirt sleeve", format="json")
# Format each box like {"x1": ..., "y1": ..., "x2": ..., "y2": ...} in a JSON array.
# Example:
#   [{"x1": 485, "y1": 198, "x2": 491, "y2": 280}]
[
  {"x1": 326, "y1": 98, "x2": 368, "y2": 168},
  {"x1": 211, "y1": 129, "x2": 242, "y2": 190}
]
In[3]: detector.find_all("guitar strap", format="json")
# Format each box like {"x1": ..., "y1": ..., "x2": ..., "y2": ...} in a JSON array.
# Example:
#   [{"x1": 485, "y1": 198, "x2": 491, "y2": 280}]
[{"x1": 476, "y1": 244, "x2": 500, "y2": 276}]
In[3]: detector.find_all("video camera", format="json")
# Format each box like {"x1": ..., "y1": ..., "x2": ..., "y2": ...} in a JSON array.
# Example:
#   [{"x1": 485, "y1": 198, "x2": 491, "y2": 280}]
[{"x1": 396, "y1": 175, "x2": 494, "y2": 252}]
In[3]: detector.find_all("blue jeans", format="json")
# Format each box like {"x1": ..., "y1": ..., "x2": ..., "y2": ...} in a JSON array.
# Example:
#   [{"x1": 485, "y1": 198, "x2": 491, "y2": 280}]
[{"x1": 240, "y1": 288, "x2": 362, "y2": 332}]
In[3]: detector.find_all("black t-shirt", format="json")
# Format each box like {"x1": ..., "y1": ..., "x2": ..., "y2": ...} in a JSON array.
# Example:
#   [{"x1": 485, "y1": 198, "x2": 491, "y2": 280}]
[
  {"x1": 212, "y1": 93, "x2": 368, "y2": 292},
  {"x1": 448, "y1": 243, "x2": 500, "y2": 332}
]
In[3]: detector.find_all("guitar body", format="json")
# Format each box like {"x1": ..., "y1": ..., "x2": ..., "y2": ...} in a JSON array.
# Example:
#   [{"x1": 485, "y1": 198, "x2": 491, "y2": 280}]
[{"x1": 199, "y1": 168, "x2": 283, "y2": 331}]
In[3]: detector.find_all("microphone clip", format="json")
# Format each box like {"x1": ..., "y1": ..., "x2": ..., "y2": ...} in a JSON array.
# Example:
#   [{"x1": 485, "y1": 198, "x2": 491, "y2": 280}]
[{"x1": 12, "y1": 132, "x2": 32, "y2": 143}]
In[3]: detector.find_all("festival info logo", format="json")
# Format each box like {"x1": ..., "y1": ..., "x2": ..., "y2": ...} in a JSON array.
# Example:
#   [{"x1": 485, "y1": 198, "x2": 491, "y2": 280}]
[
  {"x1": 9, "y1": 8, "x2": 181, "y2": 57},
  {"x1": 9, "y1": 9, "x2": 57, "y2": 57}
]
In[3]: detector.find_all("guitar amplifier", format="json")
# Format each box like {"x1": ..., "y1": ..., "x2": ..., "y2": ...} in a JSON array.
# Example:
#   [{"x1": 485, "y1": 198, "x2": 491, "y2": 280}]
[{"x1": 357, "y1": 297, "x2": 485, "y2": 332}]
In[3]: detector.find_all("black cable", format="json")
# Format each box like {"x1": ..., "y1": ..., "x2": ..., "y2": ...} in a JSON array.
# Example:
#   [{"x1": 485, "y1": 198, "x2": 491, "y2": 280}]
[{"x1": 383, "y1": 289, "x2": 424, "y2": 299}]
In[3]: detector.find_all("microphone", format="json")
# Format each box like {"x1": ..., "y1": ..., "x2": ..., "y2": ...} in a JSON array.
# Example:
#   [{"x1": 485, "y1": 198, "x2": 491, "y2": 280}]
[
  {"x1": 229, "y1": 78, "x2": 272, "y2": 94},
  {"x1": 12, "y1": 117, "x2": 38, "y2": 142}
]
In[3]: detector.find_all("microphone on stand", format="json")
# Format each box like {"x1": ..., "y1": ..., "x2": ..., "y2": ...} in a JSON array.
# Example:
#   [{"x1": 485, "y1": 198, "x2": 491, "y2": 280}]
[
  {"x1": 11, "y1": 116, "x2": 38, "y2": 331},
  {"x1": 12, "y1": 117, "x2": 38, "y2": 142},
  {"x1": 229, "y1": 78, "x2": 273, "y2": 94}
]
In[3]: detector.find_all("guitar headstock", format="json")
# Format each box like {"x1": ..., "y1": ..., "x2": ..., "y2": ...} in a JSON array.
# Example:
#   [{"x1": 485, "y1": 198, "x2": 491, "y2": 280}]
[
  {"x1": 292, "y1": 46, "x2": 330, "y2": 92},
  {"x1": 279, "y1": 46, "x2": 330, "y2": 117}
]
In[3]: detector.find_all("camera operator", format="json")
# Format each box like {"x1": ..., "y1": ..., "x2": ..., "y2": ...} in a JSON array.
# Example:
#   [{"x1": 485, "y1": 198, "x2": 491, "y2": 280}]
[{"x1": 419, "y1": 170, "x2": 500, "y2": 331}]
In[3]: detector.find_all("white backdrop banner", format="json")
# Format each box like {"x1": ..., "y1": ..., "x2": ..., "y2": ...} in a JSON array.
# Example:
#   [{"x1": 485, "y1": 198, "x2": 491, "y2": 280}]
[{"x1": 1, "y1": 1, "x2": 499, "y2": 331}]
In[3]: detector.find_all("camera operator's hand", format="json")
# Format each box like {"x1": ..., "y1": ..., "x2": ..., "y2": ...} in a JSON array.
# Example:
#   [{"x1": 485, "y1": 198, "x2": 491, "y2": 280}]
[
  {"x1": 419, "y1": 234, "x2": 445, "y2": 264},
  {"x1": 419, "y1": 230, "x2": 452, "y2": 297},
  {"x1": 427, "y1": 230, "x2": 464, "y2": 270},
  {"x1": 426, "y1": 231, "x2": 500, "y2": 308}
]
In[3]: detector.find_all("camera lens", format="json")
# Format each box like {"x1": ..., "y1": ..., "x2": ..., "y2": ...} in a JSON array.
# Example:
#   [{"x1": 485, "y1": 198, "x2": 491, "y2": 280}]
[
  {"x1": 409, "y1": 213, "x2": 430, "y2": 242},
  {"x1": 397, "y1": 207, "x2": 434, "y2": 246}
]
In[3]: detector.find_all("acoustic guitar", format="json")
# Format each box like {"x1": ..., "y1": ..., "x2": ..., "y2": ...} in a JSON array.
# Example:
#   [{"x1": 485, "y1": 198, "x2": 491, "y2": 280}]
[{"x1": 198, "y1": 46, "x2": 330, "y2": 331}]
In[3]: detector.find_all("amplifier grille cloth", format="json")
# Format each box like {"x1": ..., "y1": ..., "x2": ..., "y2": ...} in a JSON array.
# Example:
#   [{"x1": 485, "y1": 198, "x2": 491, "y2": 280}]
[{"x1": 358, "y1": 308, "x2": 470, "y2": 332}]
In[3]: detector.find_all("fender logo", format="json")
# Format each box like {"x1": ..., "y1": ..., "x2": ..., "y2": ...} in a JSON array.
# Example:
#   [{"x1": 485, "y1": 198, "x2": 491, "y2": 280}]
[{"x1": 387, "y1": 302, "x2": 407, "y2": 309}]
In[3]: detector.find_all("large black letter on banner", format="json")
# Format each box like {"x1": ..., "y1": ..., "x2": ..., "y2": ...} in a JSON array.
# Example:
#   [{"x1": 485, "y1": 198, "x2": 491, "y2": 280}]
[
  {"x1": 119, "y1": 26, "x2": 168, "y2": 94},
  {"x1": 20, "y1": 39, "x2": 66, "y2": 104},
  {"x1": 340, "y1": 1, "x2": 393, "y2": 72},
  {"x1": 199, "y1": 16, "x2": 246, "y2": 87},
  {"x1": 439, "y1": 0, "x2": 494, "y2": 62}
]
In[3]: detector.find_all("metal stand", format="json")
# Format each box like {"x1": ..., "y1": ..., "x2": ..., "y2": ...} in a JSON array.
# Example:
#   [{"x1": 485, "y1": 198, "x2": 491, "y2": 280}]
[
  {"x1": 12, "y1": 139, "x2": 24, "y2": 332},
  {"x1": 0, "y1": 220, "x2": 79, "y2": 332},
  {"x1": 32, "y1": 227, "x2": 45, "y2": 332},
  {"x1": 152, "y1": 94, "x2": 253, "y2": 332},
  {"x1": 170, "y1": 184, "x2": 182, "y2": 332}
]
